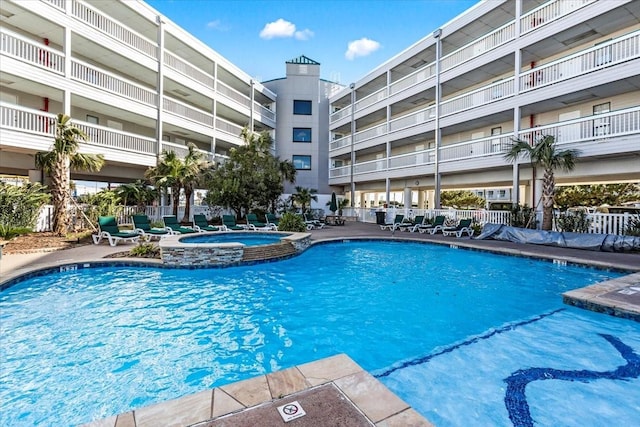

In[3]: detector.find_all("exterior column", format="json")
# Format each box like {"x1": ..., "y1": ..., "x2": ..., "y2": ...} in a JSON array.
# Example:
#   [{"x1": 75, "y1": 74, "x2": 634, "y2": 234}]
[
  {"x1": 403, "y1": 187, "x2": 412, "y2": 216},
  {"x1": 156, "y1": 16, "x2": 165, "y2": 158},
  {"x1": 433, "y1": 28, "x2": 442, "y2": 208},
  {"x1": 62, "y1": 27, "x2": 71, "y2": 115},
  {"x1": 349, "y1": 83, "x2": 356, "y2": 207}
]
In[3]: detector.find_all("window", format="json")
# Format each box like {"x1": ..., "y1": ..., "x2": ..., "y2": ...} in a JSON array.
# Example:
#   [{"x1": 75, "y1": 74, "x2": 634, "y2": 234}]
[
  {"x1": 292, "y1": 155, "x2": 311, "y2": 170},
  {"x1": 86, "y1": 115, "x2": 99, "y2": 124},
  {"x1": 293, "y1": 128, "x2": 312, "y2": 142},
  {"x1": 293, "y1": 100, "x2": 312, "y2": 115}
]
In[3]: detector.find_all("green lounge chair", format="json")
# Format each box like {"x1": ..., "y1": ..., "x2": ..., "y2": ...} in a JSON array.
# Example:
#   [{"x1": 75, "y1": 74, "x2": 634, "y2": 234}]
[
  {"x1": 397, "y1": 215, "x2": 425, "y2": 232},
  {"x1": 266, "y1": 213, "x2": 280, "y2": 229},
  {"x1": 246, "y1": 213, "x2": 272, "y2": 230},
  {"x1": 417, "y1": 215, "x2": 447, "y2": 235},
  {"x1": 222, "y1": 214, "x2": 245, "y2": 231},
  {"x1": 193, "y1": 214, "x2": 226, "y2": 232},
  {"x1": 442, "y1": 218, "x2": 474, "y2": 237},
  {"x1": 162, "y1": 215, "x2": 196, "y2": 234},
  {"x1": 303, "y1": 213, "x2": 325, "y2": 230},
  {"x1": 132, "y1": 214, "x2": 173, "y2": 240},
  {"x1": 380, "y1": 214, "x2": 404, "y2": 231},
  {"x1": 92, "y1": 216, "x2": 141, "y2": 246}
]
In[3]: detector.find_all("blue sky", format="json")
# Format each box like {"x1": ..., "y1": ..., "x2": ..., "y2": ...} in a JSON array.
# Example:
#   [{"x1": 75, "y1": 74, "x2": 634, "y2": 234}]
[{"x1": 146, "y1": 0, "x2": 478, "y2": 85}]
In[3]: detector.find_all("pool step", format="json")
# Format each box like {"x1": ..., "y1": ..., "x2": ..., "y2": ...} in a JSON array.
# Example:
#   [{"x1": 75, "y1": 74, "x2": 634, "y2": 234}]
[{"x1": 242, "y1": 242, "x2": 297, "y2": 262}]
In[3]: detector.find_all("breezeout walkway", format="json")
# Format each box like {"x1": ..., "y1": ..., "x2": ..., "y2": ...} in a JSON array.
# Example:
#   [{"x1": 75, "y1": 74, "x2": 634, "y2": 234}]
[{"x1": 1, "y1": 221, "x2": 639, "y2": 426}]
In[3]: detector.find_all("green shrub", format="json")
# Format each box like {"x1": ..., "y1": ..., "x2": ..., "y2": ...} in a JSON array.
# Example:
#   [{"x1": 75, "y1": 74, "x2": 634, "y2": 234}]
[
  {"x1": 277, "y1": 212, "x2": 307, "y2": 232},
  {"x1": 129, "y1": 242, "x2": 160, "y2": 258},
  {"x1": 509, "y1": 204, "x2": 537, "y2": 229},
  {"x1": 625, "y1": 214, "x2": 640, "y2": 237},
  {"x1": 0, "y1": 225, "x2": 33, "y2": 240},
  {"x1": 555, "y1": 211, "x2": 592, "y2": 233},
  {"x1": 0, "y1": 182, "x2": 50, "y2": 230}
]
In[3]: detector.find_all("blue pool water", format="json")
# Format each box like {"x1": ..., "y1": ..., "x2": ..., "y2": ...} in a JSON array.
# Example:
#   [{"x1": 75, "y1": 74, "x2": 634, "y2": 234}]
[
  {"x1": 180, "y1": 231, "x2": 288, "y2": 246},
  {"x1": 1, "y1": 241, "x2": 638, "y2": 426}
]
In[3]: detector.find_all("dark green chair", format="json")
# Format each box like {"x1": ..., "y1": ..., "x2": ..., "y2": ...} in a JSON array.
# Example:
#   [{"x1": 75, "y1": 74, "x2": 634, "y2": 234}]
[
  {"x1": 132, "y1": 214, "x2": 172, "y2": 240},
  {"x1": 266, "y1": 213, "x2": 280, "y2": 229},
  {"x1": 193, "y1": 214, "x2": 225, "y2": 232},
  {"x1": 222, "y1": 214, "x2": 244, "y2": 231},
  {"x1": 417, "y1": 215, "x2": 447, "y2": 235},
  {"x1": 93, "y1": 216, "x2": 140, "y2": 246},
  {"x1": 162, "y1": 215, "x2": 196, "y2": 234},
  {"x1": 246, "y1": 213, "x2": 272, "y2": 230},
  {"x1": 442, "y1": 218, "x2": 474, "y2": 237}
]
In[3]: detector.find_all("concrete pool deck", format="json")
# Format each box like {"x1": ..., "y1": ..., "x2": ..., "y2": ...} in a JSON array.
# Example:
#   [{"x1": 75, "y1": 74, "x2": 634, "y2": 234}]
[{"x1": 1, "y1": 221, "x2": 639, "y2": 426}]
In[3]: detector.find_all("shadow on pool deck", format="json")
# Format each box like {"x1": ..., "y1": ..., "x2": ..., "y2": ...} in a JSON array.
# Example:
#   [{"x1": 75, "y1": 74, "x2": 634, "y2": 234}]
[{"x1": 2, "y1": 221, "x2": 639, "y2": 426}]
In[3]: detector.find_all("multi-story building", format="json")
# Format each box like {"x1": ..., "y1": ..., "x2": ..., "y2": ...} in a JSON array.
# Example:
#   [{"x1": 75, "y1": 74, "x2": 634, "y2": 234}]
[
  {"x1": 328, "y1": 0, "x2": 640, "y2": 211},
  {"x1": 263, "y1": 55, "x2": 343, "y2": 203},
  {"x1": 0, "y1": 0, "x2": 276, "y2": 186}
]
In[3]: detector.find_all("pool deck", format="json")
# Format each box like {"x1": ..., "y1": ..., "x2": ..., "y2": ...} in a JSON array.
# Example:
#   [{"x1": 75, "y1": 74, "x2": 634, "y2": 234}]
[{"x1": 1, "y1": 221, "x2": 639, "y2": 426}]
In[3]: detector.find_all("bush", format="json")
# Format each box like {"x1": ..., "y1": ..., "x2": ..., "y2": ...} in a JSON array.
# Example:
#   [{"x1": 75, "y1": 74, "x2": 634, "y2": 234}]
[
  {"x1": 129, "y1": 242, "x2": 160, "y2": 258},
  {"x1": 277, "y1": 212, "x2": 307, "y2": 232},
  {"x1": 555, "y1": 211, "x2": 592, "y2": 233},
  {"x1": 509, "y1": 204, "x2": 537, "y2": 229},
  {"x1": 0, "y1": 182, "x2": 50, "y2": 230},
  {"x1": 625, "y1": 214, "x2": 640, "y2": 237},
  {"x1": 0, "y1": 225, "x2": 33, "y2": 240}
]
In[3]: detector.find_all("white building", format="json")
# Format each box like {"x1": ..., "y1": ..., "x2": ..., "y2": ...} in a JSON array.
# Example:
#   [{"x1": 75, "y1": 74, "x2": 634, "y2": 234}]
[
  {"x1": 0, "y1": 0, "x2": 276, "y2": 186},
  {"x1": 328, "y1": 0, "x2": 640, "y2": 211}
]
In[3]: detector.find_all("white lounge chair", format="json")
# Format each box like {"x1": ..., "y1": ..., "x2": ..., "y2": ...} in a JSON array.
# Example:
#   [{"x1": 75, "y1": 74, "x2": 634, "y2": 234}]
[{"x1": 92, "y1": 216, "x2": 141, "y2": 246}]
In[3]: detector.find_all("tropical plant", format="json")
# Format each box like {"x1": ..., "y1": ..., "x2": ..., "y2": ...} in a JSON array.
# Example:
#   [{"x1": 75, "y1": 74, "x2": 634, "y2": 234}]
[
  {"x1": 625, "y1": 214, "x2": 640, "y2": 237},
  {"x1": 115, "y1": 179, "x2": 157, "y2": 211},
  {"x1": 555, "y1": 210, "x2": 592, "y2": 233},
  {"x1": 0, "y1": 182, "x2": 50, "y2": 231},
  {"x1": 509, "y1": 204, "x2": 537, "y2": 229},
  {"x1": 78, "y1": 189, "x2": 123, "y2": 225},
  {"x1": 555, "y1": 183, "x2": 640, "y2": 209},
  {"x1": 504, "y1": 135, "x2": 580, "y2": 230},
  {"x1": 129, "y1": 242, "x2": 161, "y2": 258},
  {"x1": 337, "y1": 198, "x2": 350, "y2": 216},
  {"x1": 145, "y1": 149, "x2": 182, "y2": 217},
  {"x1": 179, "y1": 143, "x2": 211, "y2": 222},
  {"x1": 204, "y1": 128, "x2": 296, "y2": 218},
  {"x1": 276, "y1": 212, "x2": 307, "y2": 232},
  {"x1": 35, "y1": 114, "x2": 105, "y2": 235},
  {"x1": 291, "y1": 186, "x2": 318, "y2": 213},
  {"x1": 441, "y1": 190, "x2": 485, "y2": 209}
]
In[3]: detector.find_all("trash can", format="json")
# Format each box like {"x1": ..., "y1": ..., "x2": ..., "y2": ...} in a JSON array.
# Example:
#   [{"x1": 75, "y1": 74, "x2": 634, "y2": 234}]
[{"x1": 375, "y1": 211, "x2": 386, "y2": 225}]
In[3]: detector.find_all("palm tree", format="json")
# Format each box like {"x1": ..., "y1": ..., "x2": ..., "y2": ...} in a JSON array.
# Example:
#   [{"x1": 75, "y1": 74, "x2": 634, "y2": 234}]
[
  {"x1": 145, "y1": 150, "x2": 183, "y2": 216},
  {"x1": 179, "y1": 143, "x2": 211, "y2": 223},
  {"x1": 35, "y1": 113, "x2": 104, "y2": 235},
  {"x1": 504, "y1": 135, "x2": 580, "y2": 230},
  {"x1": 291, "y1": 186, "x2": 318, "y2": 213}
]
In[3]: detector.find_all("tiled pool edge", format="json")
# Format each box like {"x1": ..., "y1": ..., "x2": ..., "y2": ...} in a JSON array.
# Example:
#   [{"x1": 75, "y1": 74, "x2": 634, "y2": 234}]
[
  {"x1": 81, "y1": 354, "x2": 433, "y2": 427},
  {"x1": 563, "y1": 272, "x2": 640, "y2": 321}
]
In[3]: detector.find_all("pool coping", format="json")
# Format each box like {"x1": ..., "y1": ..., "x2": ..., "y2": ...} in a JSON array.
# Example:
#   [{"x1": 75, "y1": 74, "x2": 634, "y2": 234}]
[{"x1": 81, "y1": 354, "x2": 433, "y2": 427}]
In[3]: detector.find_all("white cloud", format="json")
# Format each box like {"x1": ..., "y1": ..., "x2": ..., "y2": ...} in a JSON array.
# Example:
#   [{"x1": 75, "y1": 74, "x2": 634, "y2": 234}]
[
  {"x1": 295, "y1": 29, "x2": 314, "y2": 41},
  {"x1": 345, "y1": 38, "x2": 381, "y2": 60},
  {"x1": 260, "y1": 18, "x2": 296, "y2": 39},
  {"x1": 206, "y1": 20, "x2": 229, "y2": 31}
]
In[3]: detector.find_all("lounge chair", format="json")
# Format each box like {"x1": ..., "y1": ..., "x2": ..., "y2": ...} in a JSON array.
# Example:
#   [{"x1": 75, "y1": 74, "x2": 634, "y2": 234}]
[
  {"x1": 417, "y1": 215, "x2": 446, "y2": 234},
  {"x1": 162, "y1": 215, "x2": 196, "y2": 234},
  {"x1": 92, "y1": 216, "x2": 141, "y2": 246},
  {"x1": 222, "y1": 214, "x2": 245, "y2": 231},
  {"x1": 193, "y1": 214, "x2": 226, "y2": 232},
  {"x1": 380, "y1": 214, "x2": 404, "y2": 231},
  {"x1": 266, "y1": 213, "x2": 280, "y2": 229},
  {"x1": 303, "y1": 213, "x2": 325, "y2": 230},
  {"x1": 132, "y1": 214, "x2": 174, "y2": 241},
  {"x1": 397, "y1": 215, "x2": 425, "y2": 232},
  {"x1": 246, "y1": 213, "x2": 273, "y2": 230},
  {"x1": 442, "y1": 218, "x2": 474, "y2": 237}
]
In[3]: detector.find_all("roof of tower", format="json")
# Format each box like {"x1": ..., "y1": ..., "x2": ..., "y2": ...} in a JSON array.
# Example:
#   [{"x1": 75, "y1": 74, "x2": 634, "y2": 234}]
[{"x1": 286, "y1": 55, "x2": 320, "y2": 65}]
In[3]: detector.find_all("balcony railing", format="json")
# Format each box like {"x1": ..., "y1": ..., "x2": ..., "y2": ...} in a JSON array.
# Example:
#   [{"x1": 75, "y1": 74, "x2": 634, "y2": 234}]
[
  {"x1": 164, "y1": 51, "x2": 214, "y2": 89},
  {"x1": 42, "y1": 0, "x2": 65, "y2": 9},
  {"x1": 76, "y1": 121, "x2": 157, "y2": 155},
  {"x1": 331, "y1": 0, "x2": 604, "y2": 125},
  {"x1": 71, "y1": 59, "x2": 157, "y2": 106},
  {"x1": 1, "y1": 29, "x2": 64, "y2": 74},
  {"x1": 388, "y1": 105, "x2": 436, "y2": 133},
  {"x1": 520, "y1": 0, "x2": 595, "y2": 34},
  {"x1": 163, "y1": 97, "x2": 214, "y2": 127},
  {"x1": 354, "y1": 87, "x2": 387, "y2": 111},
  {"x1": 161, "y1": 141, "x2": 212, "y2": 161},
  {"x1": 215, "y1": 117, "x2": 244, "y2": 138},
  {"x1": 354, "y1": 122, "x2": 388, "y2": 145},
  {"x1": 217, "y1": 81, "x2": 251, "y2": 109},
  {"x1": 255, "y1": 102, "x2": 275, "y2": 121},
  {"x1": 71, "y1": 0, "x2": 157, "y2": 59},
  {"x1": 0, "y1": 103, "x2": 55, "y2": 137},
  {"x1": 329, "y1": 107, "x2": 639, "y2": 177},
  {"x1": 329, "y1": 135, "x2": 352, "y2": 151},
  {"x1": 520, "y1": 31, "x2": 639, "y2": 92},
  {"x1": 441, "y1": 77, "x2": 515, "y2": 116}
]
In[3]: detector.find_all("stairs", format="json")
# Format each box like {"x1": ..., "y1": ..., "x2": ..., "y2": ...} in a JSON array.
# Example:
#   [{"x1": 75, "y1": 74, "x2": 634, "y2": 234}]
[{"x1": 242, "y1": 242, "x2": 298, "y2": 262}]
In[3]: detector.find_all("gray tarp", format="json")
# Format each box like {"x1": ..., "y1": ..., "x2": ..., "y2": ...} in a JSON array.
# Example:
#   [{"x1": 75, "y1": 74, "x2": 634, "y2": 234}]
[{"x1": 474, "y1": 224, "x2": 640, "y2": 253}]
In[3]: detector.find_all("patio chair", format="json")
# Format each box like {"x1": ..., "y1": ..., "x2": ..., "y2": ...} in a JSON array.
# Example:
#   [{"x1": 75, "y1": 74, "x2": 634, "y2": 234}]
[
  {"x1": 246, "y1": 213, "x2": 273, "y2": 230},
  {"x1": 222, "y1": 214, "x2": 245, "y2": 231},
  {"x1": 92, "y1": 216, "x2": 141, "y2": 246},
  {"x1": 442, "y1": 218, "x2": 474, "y2": 237},
  {"x1": 266, "y1": 213, "x2": 280, "y2": 229},
  {"x1": 162, "y1": 215, "x2": 196, "y2": 234},
  {"x1": 397, "y1": 215, "x2": 425, "y2": 232},
  {"x1": 303, "y1": 213, "x2": 325, "y2": 230},
  {"x1": 417, "y1": 215, "x2": 447, "y2": 234},
  {"x1": 193, "y1": 214, "x2": 226, "y2": 232},
  {"x1": 132, "y1": 214, "x2": 175, "y2": 241},
  {"x1": 379, "y1": 214, "x2": 404, "y2": 231}
]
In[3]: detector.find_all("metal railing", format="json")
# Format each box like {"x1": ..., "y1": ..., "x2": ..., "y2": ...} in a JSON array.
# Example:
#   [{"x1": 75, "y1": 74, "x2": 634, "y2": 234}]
[
  {"x1": 163, "y1": 97, "x2": 214, "y2": 126},
  {"x1": 76, "y1": 121, "x2": 157, "y2": 154},
  {"x1": 164, "y1": 51, "x2": 214, "y2": 89},
  {"x1": 0, "y1": 103, "x2": 55, "y2": 137},
  {"x1": 520, "y1": 0, "x2": 595, "y2": 34},
  {"x1": 217, "y1": 81, "x2": 251, "y2": 109}
]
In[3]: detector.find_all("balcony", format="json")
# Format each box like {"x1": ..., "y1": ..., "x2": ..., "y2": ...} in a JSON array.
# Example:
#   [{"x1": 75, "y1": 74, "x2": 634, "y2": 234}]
[
  {"x1": 164, "y1": 51, "x2": 214, "y2": 90},
  {"x1": 163, "y1": 97, "x2": 214, "y2": 127},
  {"x1": 329, "y1": 106, "x2": 640, "y2": 180},
  {"x1": 1, "y1": 29, "x2": 65, "y2": 75},
  {"x1": 330, "y1": 0, "x2": 607, "y2": 125}
]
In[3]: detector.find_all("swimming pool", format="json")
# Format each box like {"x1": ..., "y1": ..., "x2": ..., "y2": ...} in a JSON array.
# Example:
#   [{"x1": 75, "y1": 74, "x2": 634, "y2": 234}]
[
  {"x1": 1, "y1": 241, "x2": 637, "y2": 426},
  {"x1": 180, "y1": 231, "x2": 290, "y2": 246}
]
